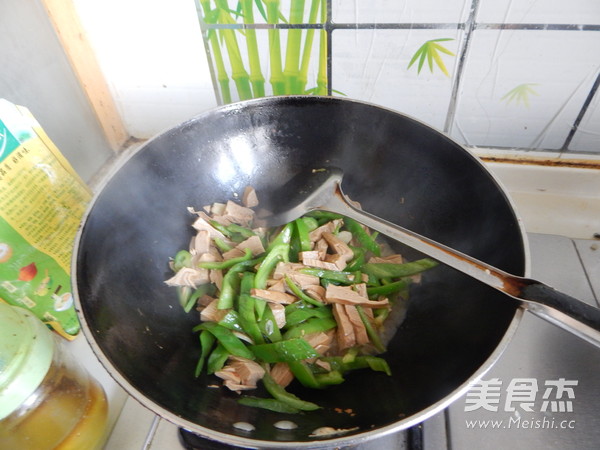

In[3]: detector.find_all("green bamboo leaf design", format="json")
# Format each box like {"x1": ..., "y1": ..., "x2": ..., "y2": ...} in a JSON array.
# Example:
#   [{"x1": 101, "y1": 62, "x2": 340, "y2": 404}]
[
  {"x1": 264, "y1": 0, "x2": 285, "y2": 95},
  {"x1": 214, "y1": 0, "x2": 253, "y2": 100},
  {"x1": 234, "y1": 2, "x2": 243, "y2": 19},
  {"x1": 254, "y1": 0, "x2": 268, "y2": 21},
  {"x1": 200, "y1": 1, "x2": 232, "y2": 104},
  {"x1": 241, "y1": 0, "x2": 266, "y2": 97},
  {"x1": 278, "y1": 11, "x2": 289, "y2": 23},
  {"x1": 204, "y1": 9, "x2": 220, "y2": 23},
  {"x1": 501, "y1": 83, "x2": 540, "y2": 107},
  {"x1": 297, "y1": 0, "x2": 321, "y2": 93},
  {"x1": 283, "y1": 0, "x2": 306, "y2": 93},
  {"x1": 427, "y1": 48, "x2": 433, "y2": 72},
  {"x1": 431, "y1": 47, "x2": 448, "y2": 76},
  {"x1": 199, "y1": 0, "x2": 327, "y2": 101},
  {"x1": 432, "y1": 43, "x2": 455, "y2": 56},
  {"x1": 315, "y1": 0, "x2": 327, "y2": 95},
  {"x1": 408, "y1": 38, "x2": 455, "y2": 77}
]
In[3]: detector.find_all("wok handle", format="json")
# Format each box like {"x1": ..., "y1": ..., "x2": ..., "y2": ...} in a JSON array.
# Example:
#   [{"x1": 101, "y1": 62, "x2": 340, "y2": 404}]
[
  {"x1": 323, "y1": 185, "x2": 600, "y2": 348},
  {"x1": 520, "y1": 282, "x2": 600, "y2": 347}
]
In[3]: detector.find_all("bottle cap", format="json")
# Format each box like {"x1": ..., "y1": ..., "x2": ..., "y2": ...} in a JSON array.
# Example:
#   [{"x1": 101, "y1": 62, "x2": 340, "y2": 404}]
[{"x1": 0, "y1": 303, "x2": 54, "y2": 420}]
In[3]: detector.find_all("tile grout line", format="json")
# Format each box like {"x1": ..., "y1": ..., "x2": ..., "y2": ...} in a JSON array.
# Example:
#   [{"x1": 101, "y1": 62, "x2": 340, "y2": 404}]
[
  {"x1": 326, "y1": 0, "x2": 333, "y2": 96},
  {"x1": 572, "y1": 239, "x2": 600, "y2": 307},
  {"x1": 443, "y1": 407, "x2": 454, "y2": 450},
  {"x1": 561, "y1": 71, "x2": 600, "y2": 152},
  {"x1": 443, "y1": 0, "x2": 481, "y2": 134},
  {"x1": 141, "y1": 416, "x2": 161, "y2": 450},
  {"x1": 201, "y1": 23, "x2": 600, "y2": 31}
]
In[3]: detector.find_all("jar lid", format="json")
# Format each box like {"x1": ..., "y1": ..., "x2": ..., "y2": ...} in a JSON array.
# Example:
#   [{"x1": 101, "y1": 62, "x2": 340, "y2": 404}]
[{"x1": 0, "y1": 303, "x2": 54, "y2": 420}]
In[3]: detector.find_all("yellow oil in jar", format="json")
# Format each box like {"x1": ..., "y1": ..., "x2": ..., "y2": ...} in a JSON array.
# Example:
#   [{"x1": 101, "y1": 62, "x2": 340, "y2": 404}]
[{"x1": 0, "y1": 351, "x2": 108, "y2": 449}]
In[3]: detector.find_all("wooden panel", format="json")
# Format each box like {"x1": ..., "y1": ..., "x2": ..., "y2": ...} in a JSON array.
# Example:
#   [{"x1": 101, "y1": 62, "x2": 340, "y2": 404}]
[{"x1": 41, "y1": 0, "x2": 129, "y2": 151}]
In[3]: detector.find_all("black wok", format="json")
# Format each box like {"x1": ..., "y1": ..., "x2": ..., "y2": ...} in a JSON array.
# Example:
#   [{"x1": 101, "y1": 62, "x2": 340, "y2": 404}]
[{"x1": 73, "y1": 96, "x2": 527, "y2": 447}]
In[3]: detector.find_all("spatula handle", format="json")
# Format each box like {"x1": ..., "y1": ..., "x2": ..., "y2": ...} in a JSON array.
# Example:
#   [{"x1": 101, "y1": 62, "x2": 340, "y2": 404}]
[{"x1": 324, "y1": 184, "x2": 600, "y2": 348}]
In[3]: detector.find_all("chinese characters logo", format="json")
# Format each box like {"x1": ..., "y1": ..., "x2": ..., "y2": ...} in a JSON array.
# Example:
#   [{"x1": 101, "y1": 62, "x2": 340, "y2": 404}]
[{"x1": 465, "y1": 378, "x2": 578, "y2": 413}]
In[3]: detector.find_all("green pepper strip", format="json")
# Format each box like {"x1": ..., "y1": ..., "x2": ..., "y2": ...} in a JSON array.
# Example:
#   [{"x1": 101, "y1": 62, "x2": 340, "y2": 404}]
[
  {"x1": 362, "y1": 258, "x2": 438, "y2": 279},
  {"x1": 344, "y1": 217, "x2": 381, "y2": 257},
  {"x1": 289, "y1": 232, "x2": 301, "y2": 264},
  {"x1": 282, "y1": 317, "x2": 337, "y2": 340},
  {"x1": 226, "y1": 223, "x2": 255, "y2": 239},
  {"x1": 261, "y1": 370, "x2": 320, "y2": 411},
  {"x1": 366, "y1": 279, "x2": 409, "y2": 298},
  {"x1": 193, "y1": 322, "x2": 255, "y2": 360},
  {"x1": 344, "y1": 246, "x2": 365, "y2": 272},
  {"x1": 284, "y1": 301, "x2": 308, "y2": 314},
  {"x1": 218, "y1": 310, "x2": 244, "y2": 332},
  {"x1": 198, "y1": 248, "x2": 253, "y2": 270},
  {"x1": 258, "y1": 303, "x2": 282, "y2": 342},
  {"x1": 207, "y1": 343, "x2": 230, "y2": 374},
  {"x1": 299, "y1": 267, "x2": 356, "y2": 285},
  {"x1": 179, "y1": 284, "x2": 214, "y2": 313},
  {"x1": 173, "y1": 250, "x2": 192, "y2": 271},
  {"x1": 254, "y1": 297, "x2": 267, "y2": 320},
  {"x1": 355, "y1": 305, "x2": 386, "y2": 353},
  {"x1": 287, "y1": 360, "x2": 322, "y2": 389},
  {"x1": 240, "y1": 272, "x2": 255, "y2": 295},
  {"x1": 195, "y1": 330, "x2": 216, "y2": 377},
  {"x1": 374, "y1": 307, "x2": 391, "y2": 325},
  {"x1": 342, "y1": 347, "x2": 359, "y2": 364},
  {"x1": 301, "y1": 216, "x2": 319, "y2": 231},
  {"x1": 177, "y1": 286, "x2": 192, "y2": 310},
  {"x1": 284, "y1": 276, "x2": 323, "y2": 307},
  {"x1": 322, "y1": 355, "x2": 391, "y2": 376},
  {"x1": 238, "y1": 294, "x2": 264, "y2": 344},
  {"x1": 217, "y1": 258, "x2": 261, "y2": 309},
  {"x1": 209, "y1": 220, "x2": 232, "y2": 237},
  {"x1": 254, "y1": 244, "x2": 289, "y2": 290},
  {"x1": 250, "y1": 338, "x2": 320, "y2": 363},
  {"x1": 237, "y1": 396, "x2": 300, "y2": 414},
  {"x1": 214, "y1": 237, "x2": 233, "y2": 253},
  {"x1": 314, "y1": 370, "x2": 345, "y2": 386},
  {"x1": 364, "y1": 356, "x2": 392, "y2": 376},
  {"x1": 285, "y1": 304, "x2": 332, "y2": 327},
  {"x1": 294, "y1": 218, "x2": 312, "y2": 252},
  {"x1": 267, "y1": 222, "x2": 294, "y2": 251},
  {"x1": 306, "y1": 211, "x2": 343, "y2": 225}
]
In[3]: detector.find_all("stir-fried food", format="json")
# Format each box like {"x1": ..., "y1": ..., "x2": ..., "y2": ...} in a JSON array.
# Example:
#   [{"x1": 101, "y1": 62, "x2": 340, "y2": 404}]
[{"x1": 165, "y1": 187, "x2": 437, "y2": 413}]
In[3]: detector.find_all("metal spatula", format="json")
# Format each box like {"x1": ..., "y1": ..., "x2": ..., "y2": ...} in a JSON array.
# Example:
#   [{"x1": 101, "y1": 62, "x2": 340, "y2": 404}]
[{"x1": 257, "y1": 167, "x2": 600, "y2": 347}]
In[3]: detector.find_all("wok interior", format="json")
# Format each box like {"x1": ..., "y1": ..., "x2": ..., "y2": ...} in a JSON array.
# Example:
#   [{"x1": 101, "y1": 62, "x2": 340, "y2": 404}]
[{"x1": 75, "y1": 97, "x2": 525, "y2": 444}]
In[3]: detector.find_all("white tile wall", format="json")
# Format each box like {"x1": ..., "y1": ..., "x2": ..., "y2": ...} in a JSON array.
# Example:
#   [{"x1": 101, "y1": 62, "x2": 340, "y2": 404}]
[
  {"x1": 332, "y1": 0, "x2": 471, "y2": 23},
  {"x1": 477, "y1": 0, "x2": 600, "y2": 25},
  {"x1": 451, "y1": 30, "x2": 600, "y2": 149},
  {"x1": 332, "y1": 29, "x2": 462, "y2": 131},
  {"x1": 73, "y1": 0, "x2": 600, "y2": 155},
  {"x1": 74, "y1": 0, "x2": 217, "y2": 139}
]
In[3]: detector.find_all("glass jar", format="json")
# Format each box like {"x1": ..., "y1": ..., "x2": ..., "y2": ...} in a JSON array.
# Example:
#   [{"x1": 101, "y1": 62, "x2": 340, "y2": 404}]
[{"x1": 0, "y1": 303, "x2": 109, "y2": 449}]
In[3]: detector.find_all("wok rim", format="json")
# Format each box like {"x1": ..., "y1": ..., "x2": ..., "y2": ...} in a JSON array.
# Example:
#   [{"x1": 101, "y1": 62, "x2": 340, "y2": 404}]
[{"x1": 72, "y1": 95, "x2": 530, "y2": 448}]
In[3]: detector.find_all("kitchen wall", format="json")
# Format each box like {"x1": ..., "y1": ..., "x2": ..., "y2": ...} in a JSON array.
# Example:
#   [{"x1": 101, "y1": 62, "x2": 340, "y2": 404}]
[
  {"x1": 73, "y1": 0, "x2": 217, "y2": 139},
  {"x1": 1, "y1": 1, "x2": 596, "y2": 238},
  {"x1": 0, "y1": 0, "x2": 113, "y2": 181},
  {"x1": 74, "y1": 0, "x2": 600, "y2": 158}
]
